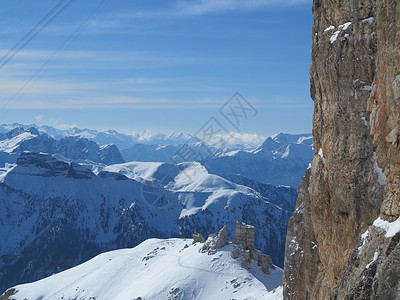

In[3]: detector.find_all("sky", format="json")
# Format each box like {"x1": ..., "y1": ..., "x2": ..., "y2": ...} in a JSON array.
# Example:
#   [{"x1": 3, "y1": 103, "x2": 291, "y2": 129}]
[{"x1": 0, "y1": 0, "x2": 313, "y2": 140}]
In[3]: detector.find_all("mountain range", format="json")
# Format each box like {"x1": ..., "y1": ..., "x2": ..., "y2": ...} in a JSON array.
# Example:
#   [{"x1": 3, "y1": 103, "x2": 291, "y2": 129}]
[
  {"x1": 0, "y1": 124, "x2": 312, "y2": 294},
  {"x1": 0, "y1": 124, "x2": 313, "y2": 188},
  {"x1": 0, "y1": 149, "x2": 295, "y2": 292}
]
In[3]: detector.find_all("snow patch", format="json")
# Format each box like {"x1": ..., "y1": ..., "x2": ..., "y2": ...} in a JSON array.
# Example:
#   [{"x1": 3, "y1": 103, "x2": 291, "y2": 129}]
[
  {"x1": 366, "y1": 251, "x2": 379, "y2": 269},
  {"x1": 330, "y1": 22, "x2": 352, "y2": 44},
  {"x1": 318, "y1": 148, "x2": 325, "y2": 164},
  {"x1": 324, "y1": 25, "x2": 335, "y2": 32},
  {"x1": 358, "y1": 230, "x2": 369, "y2": 252},
  {"x1": 339, "y1": 22, "x2": 352, "y2": 30},
  {"x1": 362, "y1": 17, "x2": 374, "y2": 24},
  {"x1": 373, "y1": 217, "x2": 400, "y2": 238},
  {"x1": 330, "y1": 31, "x2": 341, "y2": 43},
  {"x1": 295, "y1": 202, "x2": 304, "y2": 214}
]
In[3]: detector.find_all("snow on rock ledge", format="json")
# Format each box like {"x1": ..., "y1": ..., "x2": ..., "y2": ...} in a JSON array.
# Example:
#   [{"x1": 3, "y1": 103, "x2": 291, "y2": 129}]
[{"x1": 373, "y1": 216, "x2": 400, "y2": 238}]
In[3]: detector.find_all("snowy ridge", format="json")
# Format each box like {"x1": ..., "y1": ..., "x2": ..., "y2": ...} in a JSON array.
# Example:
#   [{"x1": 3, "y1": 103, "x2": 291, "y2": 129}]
[{"x1": 4, "y1": 238, "x2": 283, "y2": 300}]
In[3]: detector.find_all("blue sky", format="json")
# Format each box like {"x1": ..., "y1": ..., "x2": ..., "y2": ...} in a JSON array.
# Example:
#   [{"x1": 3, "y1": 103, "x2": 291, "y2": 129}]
[{"x1": 0, "y1": 0, "x2": 313, "y2": 139}]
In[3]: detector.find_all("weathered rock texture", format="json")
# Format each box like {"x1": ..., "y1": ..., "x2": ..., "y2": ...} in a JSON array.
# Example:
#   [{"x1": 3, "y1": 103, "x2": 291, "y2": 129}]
[
  {"x1": 201, "y1": 226, "x2": 229, "y2": 254},
  {"x1": 284, "y1": 0, "x2": 400, "y2": 299},
  {"x1": 196, "y1": 222, "x2": 274, "y2": 275},
  {"x1": 233, "y1": 220, "x2": 255, "y2": 249}
]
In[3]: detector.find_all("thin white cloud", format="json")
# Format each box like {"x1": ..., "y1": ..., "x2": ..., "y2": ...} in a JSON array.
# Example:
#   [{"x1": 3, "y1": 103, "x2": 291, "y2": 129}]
[
  {"x1": 215, "y1": 131, "x2": 266, "y2": 146},
  {"x1": 115, "y1": 0, "x2": 310, "y2": 20},
  {"x1": 176, "y1": 0, "x2": 311, "y2": 15}
]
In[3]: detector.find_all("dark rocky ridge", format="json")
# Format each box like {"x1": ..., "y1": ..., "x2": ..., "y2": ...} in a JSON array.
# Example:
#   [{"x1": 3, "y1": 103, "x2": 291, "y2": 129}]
[{"x1": 284, "y1": 0, "x2": 400, "y2": 299}]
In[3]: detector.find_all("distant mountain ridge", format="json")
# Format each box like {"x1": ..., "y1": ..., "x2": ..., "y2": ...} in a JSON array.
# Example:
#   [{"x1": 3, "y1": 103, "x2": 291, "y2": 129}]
[
  {"x1": 0, "y1": 126, "x2": 124, "y2": 165},
  {"x1": 204, "y1": 133, "x2": 314, "y2": 188},
  {"x1": 0, "y1": 125, "x2": 313, "y2": 188},
  {"x1": 0, "y1": 123, "x2": 202, "y2": 150}
]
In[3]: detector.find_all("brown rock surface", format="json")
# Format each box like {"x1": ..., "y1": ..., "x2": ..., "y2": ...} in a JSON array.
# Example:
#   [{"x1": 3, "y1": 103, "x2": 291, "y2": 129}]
[
  {"x1": 283, "y1": 0, "x2": 400, "y2": 299},
  {"x1": 370, "y1": 0, "x2": 400, "y2": 221},
  {"x1": 233, "y1": 220, "x2": 255, "y2": 249}
]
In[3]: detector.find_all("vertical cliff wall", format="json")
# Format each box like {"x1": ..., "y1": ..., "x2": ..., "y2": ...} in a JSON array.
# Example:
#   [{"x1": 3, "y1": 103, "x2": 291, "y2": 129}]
[{"x1": 284, "y1": 0, "x2": 400, "y2": 299}]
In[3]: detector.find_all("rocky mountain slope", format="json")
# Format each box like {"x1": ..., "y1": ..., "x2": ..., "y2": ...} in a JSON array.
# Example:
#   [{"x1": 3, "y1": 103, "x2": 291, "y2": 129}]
[
  {"x1": 1, "y1": 223, "x2": 283, "y2": 300},
  {"x1": 283, "y1": 0, "x2": 400, "y2": 299},
  {"x1": 0, "y1": 151, "x2": 295, "y2": 293}
]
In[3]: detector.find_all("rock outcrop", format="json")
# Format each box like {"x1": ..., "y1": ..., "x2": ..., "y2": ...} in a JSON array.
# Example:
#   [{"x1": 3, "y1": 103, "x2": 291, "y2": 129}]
[
  {"x1": 283, "y1": 0, "x2": 400, "y2": 299},
  {"x1": 201, "y1": 226, "x2": 229, "y2": 254},
  {"x1": 196, "y1": 221, "x2": 274, "y2": 275},
  {"x1": 192, "y1": 232, "x2": 206, "y2": 243},
  {"x1": 233, "y1": 220, "x2": 255, "y2": 249}
]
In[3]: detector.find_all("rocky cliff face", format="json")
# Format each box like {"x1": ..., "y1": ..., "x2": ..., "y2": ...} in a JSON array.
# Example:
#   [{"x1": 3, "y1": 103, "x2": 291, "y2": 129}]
[{"x1": 284, "y1": 0, "x2": 400, "y2": 299}]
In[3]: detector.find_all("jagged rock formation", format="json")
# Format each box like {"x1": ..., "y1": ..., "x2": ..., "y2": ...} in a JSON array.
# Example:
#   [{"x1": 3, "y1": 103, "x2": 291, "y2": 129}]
[
  {"x1": 192, "y1": 232, "x2": 206, "y2": 243},
  {"x1": 233, "y1": 220, "x2": 255, "y2": 249},
  {"x1": 284, "y1": 0, "x2": 400, "y2": 299},
  {"x1": 196, "y1": 221, "x2": 274, "y2": 275},
  {"x1": 201, "y1": 226, "x2": 229, "y2": 254}
]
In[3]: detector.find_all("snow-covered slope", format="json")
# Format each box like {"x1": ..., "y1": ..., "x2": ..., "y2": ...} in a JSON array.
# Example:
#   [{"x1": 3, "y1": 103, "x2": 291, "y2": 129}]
[
  {"x1": 3, "y1": 238, "x2": 283, "y2": 300},
  {"x1": 0, "y1": 127, "x2": 124, "y2": 165},
  {"x1": 0, "y1": 152, "x2": 294, "y2": 292}
]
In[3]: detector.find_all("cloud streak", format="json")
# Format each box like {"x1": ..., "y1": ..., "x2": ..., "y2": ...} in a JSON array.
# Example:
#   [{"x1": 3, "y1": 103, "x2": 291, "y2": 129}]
[{"x1": 114, "y1": 0, "x2": 311, "y2": 20}]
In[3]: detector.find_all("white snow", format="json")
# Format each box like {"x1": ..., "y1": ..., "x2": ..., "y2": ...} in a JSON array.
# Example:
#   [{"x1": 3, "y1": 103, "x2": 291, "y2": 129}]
[
  {"x1": 366, "y1": 251, "x2": 379, "y2": 269},
  {"x1": 373, "y1": 216, "x2": 400, "y2": 238},
  {"x1": 318, "y1": 148, "x2": 325, "y2": 164},
  {"x1": 362, "y1": 17, "x2": 374, "y2": 24},
  {"x1": 296, "y1": 136, "x2": 313, "y2": 144},
  {"x1": 339, "y1": 22, "x2": 352, "y2": 31},
  {"x1": 358, "y1": 230, "x2": 369, "y2": 252},
  {"x1": 324, "y1": 25, "x2": 335, "y2": 32},
  {"x1": 103, "y1": 161, "x2": 163, "y2": 181},
  {"x1": 330, "y1": 22, "x2": 352, "y2": 44},
  {"x1": 0, "y1": 163, "x2": 16, "y2": 182},
  {"x1": 295, "y1": 202, "x2": 304, "y2": 214},
  {"x1": 0, "y1": 132, "x2": 35, "y2": 153},
  {"x1": 330, "y1": 31, "x2": 341, "y2": 43},
  {"x1": 373, "y1": 152, "x2": 386, "y2": 185},
  {"x1": 9, "y1": 238, "x2": 284, "y2": 300}
]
